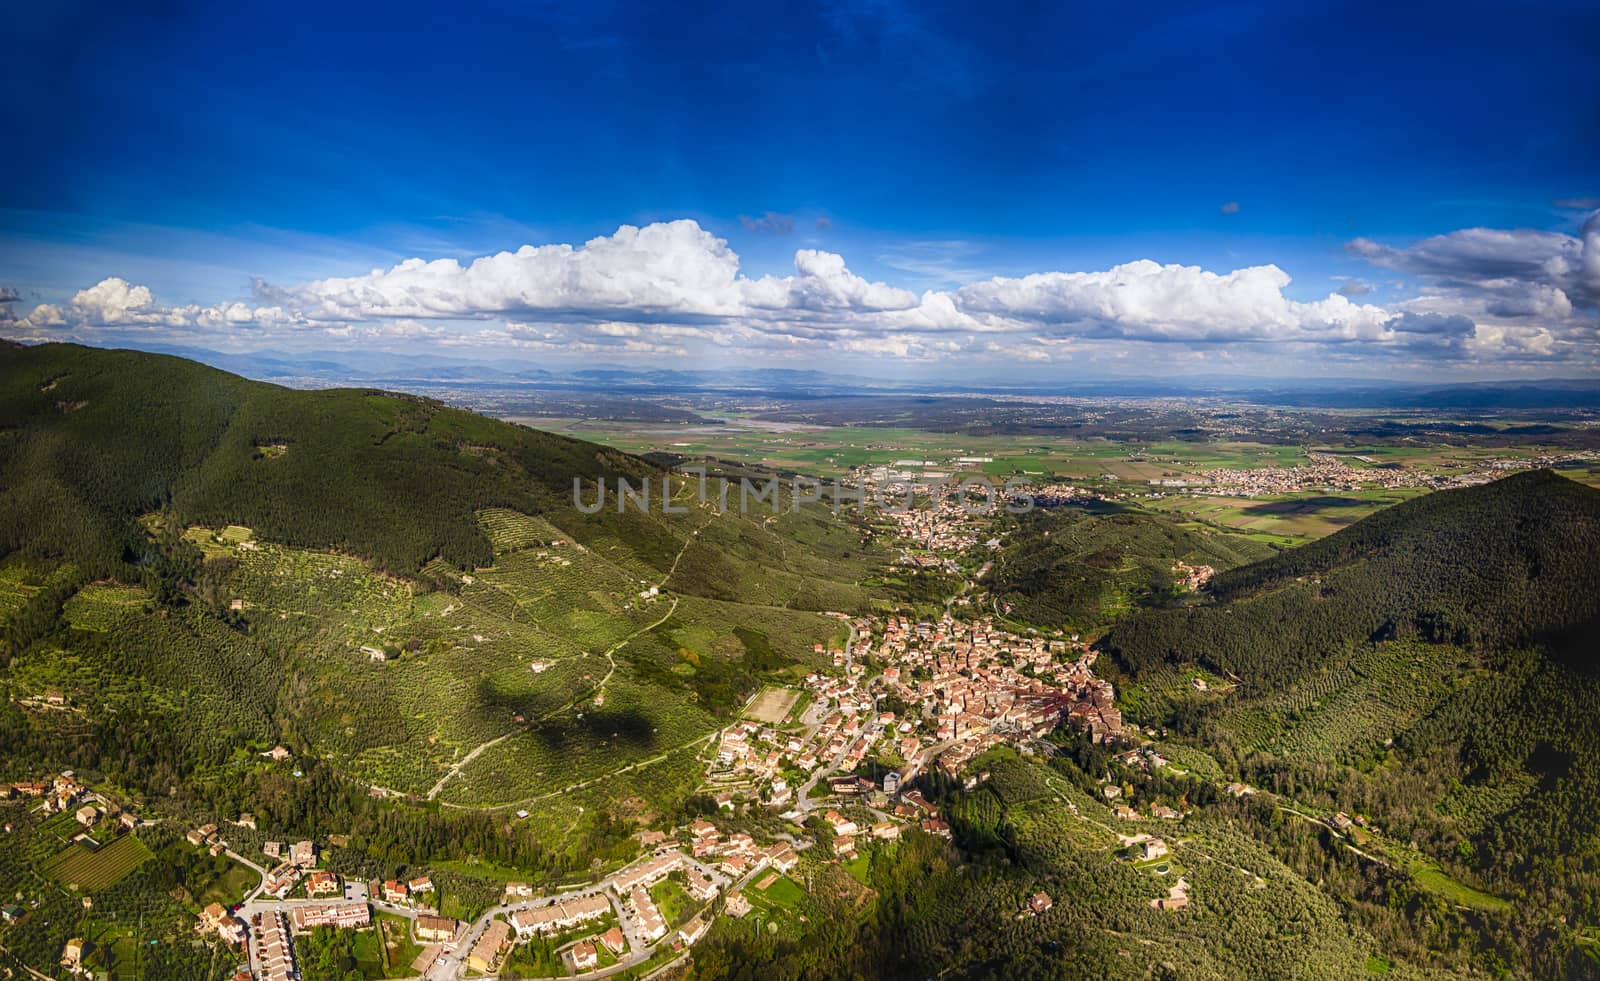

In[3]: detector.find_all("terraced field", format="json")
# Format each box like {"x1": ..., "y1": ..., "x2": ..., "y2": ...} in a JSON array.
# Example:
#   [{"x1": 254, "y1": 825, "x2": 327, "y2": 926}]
[
  {"x1": 0, "y1": 557, "x2": 46, "y2": 622},
  {"x1": 61, "y1": 583, "x2": 149, "y2": 632}
]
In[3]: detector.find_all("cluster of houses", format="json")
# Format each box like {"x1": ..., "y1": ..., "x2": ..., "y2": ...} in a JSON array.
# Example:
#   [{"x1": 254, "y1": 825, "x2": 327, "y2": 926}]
[
  {"x1": 380, "y1": 874, "x2": 434, "y2": 906},
  {"x1": 6, "y1": 773, "x2": 141, "y2": 848},
  {"x1": 6, "y1": 772, "x2": 95, "y2": 817},
  {"x1": 684, "y1": 821, "x2": 796, "y2": 880},
  {"x1": 880, "y1": 486, "x2": 994, "y2": 554},
  {"x1": 510, "y1": 893, "x2": 610, "y2": 938},
  {"x1": 867, "y1": 613, "x2": 1125, "y2": 762},
  {"x1": 257, "y1": 839, "x2": 318, "y2": 898},
  {"x1": 1196, "y1": 453, "x2": 1436, "y2": 497},
  {"x1": 1172, "y1": 560, "x2": 1215, "y2": 591}
]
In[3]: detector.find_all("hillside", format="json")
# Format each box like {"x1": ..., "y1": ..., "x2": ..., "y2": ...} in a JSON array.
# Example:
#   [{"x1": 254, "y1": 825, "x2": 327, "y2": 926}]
[
  {"x1": 1096, "y1": 471, "x2": 1600, "y2": 969},
  {"x1": 0, "y1": 343, "x2": 888, "y2": 811},
  {"x1": 983, "y1": 506, "x2": 1275, "y2": 630},
  {"x1": 1101, "y1": 470, "x2": 1600, "y2": 688},
  {"x1": 0, "y1": 341, "x2": 659, "y2": 577}
]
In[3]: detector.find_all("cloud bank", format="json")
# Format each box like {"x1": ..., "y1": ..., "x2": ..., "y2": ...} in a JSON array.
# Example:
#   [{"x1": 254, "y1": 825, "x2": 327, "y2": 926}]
[{"x1": 7, "y1": 212, "x2": 1598, "y2": 373}]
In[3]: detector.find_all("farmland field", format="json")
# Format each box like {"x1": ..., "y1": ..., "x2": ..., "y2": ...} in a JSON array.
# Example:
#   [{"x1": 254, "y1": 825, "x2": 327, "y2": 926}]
[{"x1": 40, "y1": 834, "x2": 154, "y2": 890}]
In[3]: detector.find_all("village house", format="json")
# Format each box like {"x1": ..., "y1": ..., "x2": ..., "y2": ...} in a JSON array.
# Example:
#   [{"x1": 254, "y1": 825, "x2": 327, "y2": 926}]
[
  {"x1": 416, "y1": 914, "x2": 458, "y2": 943},
  {"x1": 1029, "y1": 892, "x2": 1053, "y2": 914},
  {"x1": 306, "y1": 871, "x2": 341, "y2": 897},
  {"x1": 686, "y1": 866, "x2": 719, "y2": 902},
  {"x1": 217, "y1": 914, "x2": 247, "y2": 946},
  {"x1": 766, "y1": 843, "x2": 798, "y2": 873},
  {"x1": 568, "y1": 940, "x2": 599, "y2": 971},
  {"x1": 600, "y1": 925, "x2": 627, "y2": 955},
  {"x1": 263, "y1": 862, "x2": 301, "y2": 898},
  {"x1": 678, "y1": 915, "x2": 709, "y2": 946},
  {"x1": 61, "y1": 938, "x2": 85, "y2": 972},
  {"x1": 611, "y1": 852, "x2": 682, "y2": 895}
]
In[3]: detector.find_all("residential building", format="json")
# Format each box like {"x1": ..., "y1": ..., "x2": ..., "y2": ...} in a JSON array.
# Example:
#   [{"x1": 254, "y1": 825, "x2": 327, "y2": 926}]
[
  {"x1": 468, "y1": 918, "x2": 511, "y2": 972},
  {"x1": 416, "y1": 915, "x2": 457, "y2": 943}
]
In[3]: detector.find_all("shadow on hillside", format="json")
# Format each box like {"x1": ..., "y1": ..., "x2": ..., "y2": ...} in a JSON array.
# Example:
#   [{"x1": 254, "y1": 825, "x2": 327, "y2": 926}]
[
  {"x1": 1240, "y1": 496, "x2": 1369, "y2": 515},
  {"x1": 472, "y1": 677, "x2": 661, "y2": 751}
]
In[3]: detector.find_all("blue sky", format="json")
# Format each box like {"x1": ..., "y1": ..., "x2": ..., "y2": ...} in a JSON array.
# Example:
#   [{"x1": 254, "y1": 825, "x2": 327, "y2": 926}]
[{"x1": 2, "y1": 0, "x2": 1597, "y2": 380}]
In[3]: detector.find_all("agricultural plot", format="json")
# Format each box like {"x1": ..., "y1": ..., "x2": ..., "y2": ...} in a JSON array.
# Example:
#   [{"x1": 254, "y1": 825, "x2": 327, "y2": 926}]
[
  {"x1": 164, "y1": 496, "x2": 867, "y2": 802},
  {"x1": 477, "y1": 507, "x2": 572, "y2": 553},
  {"x1": 0, "y1": 557, "x2": 49, "y2": 623},
  {"x1": 62, "y1": 583, "x2": 149, "y2": 631},
  {"x1": 41, "y1": 834, "x2": 154, "y2": 890},
  {"x1": 470, "y1": 546, "x2": 658, "y2": 652},
  {"x1": 993, "y1": 766, "x2": 1384, "y2": 980},
  {"x1": 1436, "y1": 771, "x2": 1539, "y2": 837},
  {"x1": 11, "y1": 610, "x2": 279, "y2": 772},
  {"x1": 1116, "y1": 663, "x2": 1216, "y2": 722},
  {"x1": 444, "y1": 675, "x2": 717, "y2": 806},
  {"x1": 457, "y1": 741, "x2": 707, "y2": 866},
  {"x1": 229, "y1": 540, "x2": 415, "y2": 648}
]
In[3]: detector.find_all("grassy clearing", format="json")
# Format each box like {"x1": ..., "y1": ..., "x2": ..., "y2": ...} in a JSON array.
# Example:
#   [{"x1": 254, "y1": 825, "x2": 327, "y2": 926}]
[{"x1": 197, "y1": 862, "x2": 259, "y2": 907}]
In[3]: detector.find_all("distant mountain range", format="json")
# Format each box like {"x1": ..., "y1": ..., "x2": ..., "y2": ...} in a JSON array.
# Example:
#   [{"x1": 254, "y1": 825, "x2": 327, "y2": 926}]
[{"x1": 39, "y1": 340, "x2": 1600, "y2": 408}]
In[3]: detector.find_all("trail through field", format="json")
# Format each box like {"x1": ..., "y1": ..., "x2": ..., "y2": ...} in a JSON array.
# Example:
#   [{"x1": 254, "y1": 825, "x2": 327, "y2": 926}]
[
  {"x1": 439, "y1": 729, "x2": 719, "y2": 811},
  {"x1": 424, "y1": 511, "x2": 711, "y2": 803}
]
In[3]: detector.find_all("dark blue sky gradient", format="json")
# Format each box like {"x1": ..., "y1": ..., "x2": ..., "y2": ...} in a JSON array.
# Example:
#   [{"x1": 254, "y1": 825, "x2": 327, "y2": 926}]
[{"x1": 1, "y1": 0, "x2": 1595, "y2": 374}]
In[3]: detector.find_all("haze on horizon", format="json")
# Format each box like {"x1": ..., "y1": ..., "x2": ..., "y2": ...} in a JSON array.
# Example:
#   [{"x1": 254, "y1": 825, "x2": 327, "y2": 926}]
[{"x1": 2, "y1": 0, "x2": 1597, "y2": 383}]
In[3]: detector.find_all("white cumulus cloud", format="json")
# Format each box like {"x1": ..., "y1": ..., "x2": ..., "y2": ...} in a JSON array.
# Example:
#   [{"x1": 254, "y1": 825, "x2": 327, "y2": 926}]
[{"x1": 10, "y1": 214, "x2": 1598, "y2": 371}]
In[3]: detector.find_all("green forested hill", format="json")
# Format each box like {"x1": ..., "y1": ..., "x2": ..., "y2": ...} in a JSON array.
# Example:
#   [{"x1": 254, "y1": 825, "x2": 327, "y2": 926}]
[
  {"x1": 1094, "y1": 470, "x2": 1600, "y2": 969},
  {"x1": 1101, "y1": 470, "x2": 1600, "y2": 687},
  {"x1": 984, "y1": 506, "x2": 1275, "y2": 630},
  {"x1": 0, "y1": 341, "x2": 657, "y2": 576}
]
